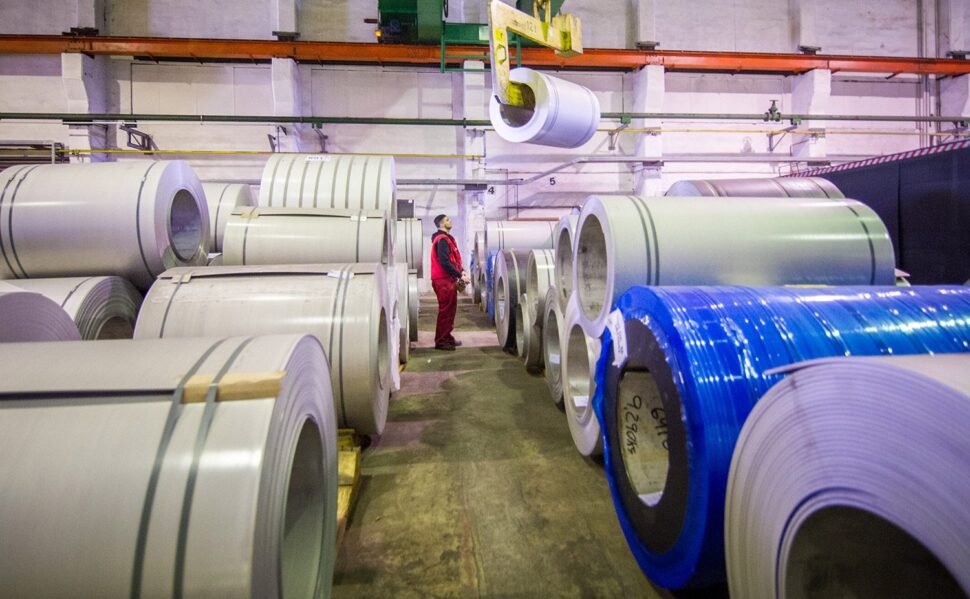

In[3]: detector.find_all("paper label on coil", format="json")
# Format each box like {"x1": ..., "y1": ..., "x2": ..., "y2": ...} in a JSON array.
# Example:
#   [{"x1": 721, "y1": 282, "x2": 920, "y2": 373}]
[
  {"x1": 305, "y1": 155, "x2": 332, "y2": 162},
  {"x1": 607, "y1": 309, "x2": 628, "y2": 367},
  {"x1": 326, "y1": 271, "x2": 355, "y2": 280},
  {"x1": 572, "y1": 394, "x2": 589, "y2": 409},
  {"x1": 350, "y1": 215, "x2": 367, "y2": 222}
]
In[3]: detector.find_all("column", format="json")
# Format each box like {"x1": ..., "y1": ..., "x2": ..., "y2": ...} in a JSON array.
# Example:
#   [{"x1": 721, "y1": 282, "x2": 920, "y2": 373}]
[
  {"x1": 271, "y1": 57, "x2": 317, "y2": 152},
  {"x1": 632, "y1": 65, "x2": 664, "y2": 196},
  {"x1": 790, "y1": 68, "x2": 830, "y2": 161}
]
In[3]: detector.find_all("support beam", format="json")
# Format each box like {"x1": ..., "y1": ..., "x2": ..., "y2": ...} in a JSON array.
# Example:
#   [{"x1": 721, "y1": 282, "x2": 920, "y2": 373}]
[
  {"x1": 940, "y1": 0, "x2": 970, "y2": 57},
  {"x1": 631, "y1": 0, "x2": 658, "y2": 49},
  {"x1": 789, "y1": 0, "x2": 819, "y2": 53},
  {"x1": 270, "y1": 57, "x2": 316, "y2": 152},
  {"x1": 632, "y1": 64, "x2": 664, "y2": 196},
  {"x1": 790, "y1": 68, "x2": 830, "y2": 161},
  {"x1": 941, "y1": 75, "x2": 970, "y2": 122},
  {"x1": 459, "y1": 60, "x2": 486, "y2": 260},
  {"x1": 61, "y1": 52, "x2": 109, "y2": 162},
  {"x1": 271, "y1": 0, "x2": 300, "y2": 37}
]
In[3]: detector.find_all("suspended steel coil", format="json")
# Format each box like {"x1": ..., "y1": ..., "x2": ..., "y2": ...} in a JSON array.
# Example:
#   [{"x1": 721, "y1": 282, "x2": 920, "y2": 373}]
[
  {"x1": 0, "y1": 161, "x2": 209, "y2": 289},
  {"x1": 5, "y1": 276, "x2": 142, "y2": 340},
  {"x1": 222, "y1": 208, "x2": 389, "y2": 267},
  {"x1": 395, "y1": 218, "x2": 424, "y2": 278},
  {"x1": 134, "y1": 263, "x2": 392, "y2": 435},
  {"x1": 258, "y1": 154, "x2": 396, "y2": 219},
  {"x1": 0, "y1": 283, "x2": 80, "y2": 342},
  {"x1": 0, "y1": 333, "x2": 338, "y2": 598},
  {"x1": 574, "y1": 194, "x2": 896, "y2": 336},
  {"x1": 201, "y1": 182, "x2": 256, "y2": 253},
  {"x1": 665, "y1": 176, "x2": 844, "y2": 198}
]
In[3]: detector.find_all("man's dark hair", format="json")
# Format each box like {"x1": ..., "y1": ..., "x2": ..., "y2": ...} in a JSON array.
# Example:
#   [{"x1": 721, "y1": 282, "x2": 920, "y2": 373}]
[{"x1": 434, "y1": 214, "x2": 448, "y2": 228}]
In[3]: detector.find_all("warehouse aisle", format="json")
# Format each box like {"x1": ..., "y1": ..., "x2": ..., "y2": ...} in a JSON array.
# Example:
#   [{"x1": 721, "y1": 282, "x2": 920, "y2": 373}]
[{"x1": 332, "y1": 294, "x2": 665, "y2": 598}]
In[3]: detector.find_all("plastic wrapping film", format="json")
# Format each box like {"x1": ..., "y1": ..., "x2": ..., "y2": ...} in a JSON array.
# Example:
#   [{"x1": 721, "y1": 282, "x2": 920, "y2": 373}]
[
  {"x1": 0, "y1": 161, "x2": 209, "y2": 290},
  {"x1": 0, "y1": 334, "x2": 337, "y2": 598},
  {"x1": 494, "y1": 249, "x2": 529, "y2": 350},
  {"x1": 395, "y1": 218, "x2": 424, "y2": 278},
  {"x1": 542, "y1": 287, "x2": 565, "y2": 406},
  {"x1": 408, "y1": 270, "x2": 419, "y2": 343},
  {"x1": 489, "y1": 68, "x2": 600, "y2": 148},
  {"x1": 5, "y1": 276, "x2": 142, "y2": 340},
  {"x1": 258, "y1": 154, "x2": 397, "y2": 220},
  {"x1": 574, "y1": 195, "x2": 896, "y2": 336},
  {"x1": 665, "y1": 176, "x2": 844, "y2": 198},
  {"x1": 0, "y1": 283, "x2": 80, "y2": 341},
  {"x1": 553, "y1": 215, "x2": 579, "y2": 311},
  {"x1": 201, "y1": 182, "x2": 256, "y2": 253},
  {"x1": 726, "y1": 354, "x2": 970, "y2": 599},
  {"x1": 594, "y1": 285, "x2": 970, "y2": 589},
  {"x1": 562, "y1": 296, "x2": 602, "y2": 456},
  {"x1": 485, "y1": 220, "x2": 556, "y2": 257},
  {"x1": 134, "y1": 263, "x2": 392, "y2": 436},
  {"x1": 395, "y1": 265, "x2": 410, "y2": 364},
  {"x1": 485, "y1": 252, "x2": 497, "y2": 325},
  {"x1": 222, "y1": 207, "x2": 389, "y2": 267}
]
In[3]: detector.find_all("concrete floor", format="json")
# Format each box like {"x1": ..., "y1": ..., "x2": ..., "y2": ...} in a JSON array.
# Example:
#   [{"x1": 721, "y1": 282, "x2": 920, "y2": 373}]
[{"x1": 332, "y1": 294, "x2": 667, "y2": 598}]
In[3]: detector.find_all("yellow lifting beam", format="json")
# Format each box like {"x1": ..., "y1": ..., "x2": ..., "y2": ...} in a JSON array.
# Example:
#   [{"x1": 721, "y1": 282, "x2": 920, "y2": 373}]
[{"x1": 487, "y1": 0, "x2": 584, "y2": 108}]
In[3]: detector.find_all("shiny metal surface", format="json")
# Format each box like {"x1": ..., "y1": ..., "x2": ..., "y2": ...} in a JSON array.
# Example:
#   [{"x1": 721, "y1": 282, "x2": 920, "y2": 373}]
[
  {"x1": 726, "y1": 354, "x2": 970, "y2": 599},
  {"x1": 489, "y1": 68, "x2": 601, "y2": 148},
  {"x1": 407, "y1": 271, "x2": 419, "y2": 343},
  {"x1": 201, "y1": 182, "x2": 256, "y2": 253},
  {"x1": 394, "y1": 265, "x2": 409, "y2": 364},
  {"x1": 0, "y1": 284, "x2": 80, "y2": 341},
  {"x1": 258, "y1": 154, "x2": 397, "y2": 220},
  {"x1": 395, "y1": 218, "x2": 424, "y2": 278},
  {"x1": 562, "y1": 297, "x2": 602, "y2": 457},
  {"x1": 553, "y1": 215, "x2": 578, "y2": 311},
  {"x1": 0, "y1": 161, "x2": 209, "y2": 289},
  {"x1": 542, "y1": 286, "x2": 565, "y2": 406},
  {"x1": 574, "y1": 194, "x2": 896, "y2": 336},
  {"x1": 485, "y1": 220, "x2": 556, "y2": 258},
  {"x1": 525, "y1": 249, "x2": 555, "y2": 326},
  {"x1": 493, "y1": 249, "x2": 529, "y2": 349},
  {"x1": 0, "y1": 334, "x2": 337, "y2": 598},
  {"x1": 665, "y1": 176, "x2": 844, "y2": 198},
  {"x1": 134, "y1": 263, "x2": 391, "y2": 435},
  {"x1": 5, "y1": 276, "x2": 142, "y2": 339},
  {"x1": 222, "y1": 207, "x2": 389, "y2": 267}
]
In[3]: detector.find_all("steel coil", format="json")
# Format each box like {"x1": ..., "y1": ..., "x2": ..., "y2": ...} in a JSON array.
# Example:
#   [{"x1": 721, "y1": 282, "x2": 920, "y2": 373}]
[
  {"x1": 562, "y1": 297, "x2": 602, "y2": 457},
  {"x1": 525, "y1": 249, "x2": 555, "y2": 326},
  {"x1": 485, "y1": 220, "x2": 556, "y2": 257},
  {"x1": 0, "y1": 161, "x2": 209, "y2": 289},
  {"x1": 474, "y1": 231, "x2": 486, "y2": 277},
  {"x1": 259, "y1": 154, "x2": 396, "y2": 219},
  {"x1": 4, "y1": 276, "x2": 142, "y2": 340},
  {"x1": 407, "y1": 270, "x2": 419, "y2": 342},
  {"x1": 489, "y1": 68, "x2": 600, "y2": 148},
  {"x1": 485, "y1": 252, "x2": 497, "y2": 325},
  {"x1": 0, "y1": 283, "x2": 80, "y2": 341},
  {"x1": 574, "y1": 195, "x2": 896, "y2": 336},
  {"x1": 0, "y1": 333, "x2": 337, "y2": 598},
  {"x1": 494, "y1": 249, "x2": 529, "y2": 350},
  {"x1": 222, "y1": 207, "x2": 389, "y2": 267},
  {"x1": 665, "y1": 176, "x2": 844, "y2": 198},
  {"x1": 726, "y1": 354, "x2": 970, "y2": 599},
  {"x1": 395, "y1": 265, "x2": 409, "y2": 364},
  {"x1": 595, "y1": 285, "x2": 970, "y2": 589},
  {"x1": 207, "y1": 253, "x2": 223, "y2": 266},
  {"x1": 395, "y1": 218, "x2": 424, "y2": 278},
  {"x1": 134, "y1": 263, "x2": 391, "y2": 435},
  {"x1": 516, "y1": 292, "x2": 543, "y2": 372},
  {"x1": 553, "y1": 215, "x2": 579, "y2": 310},
  {"x1": 542, "y1": 286, "x2": 565, "y2": 407},
  {"x1": 201, "y1": 182, "x2": 256, "y2": 253}
]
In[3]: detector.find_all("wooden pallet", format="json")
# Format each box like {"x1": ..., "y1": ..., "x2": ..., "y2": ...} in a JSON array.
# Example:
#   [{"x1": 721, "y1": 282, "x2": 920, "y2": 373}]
[{"x1": 336, "y1": 428, "x2": 361, "y2": 547}]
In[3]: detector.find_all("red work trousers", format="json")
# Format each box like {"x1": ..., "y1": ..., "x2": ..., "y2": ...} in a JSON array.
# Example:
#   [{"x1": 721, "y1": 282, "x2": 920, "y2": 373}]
[{"x1": 432, "y1": 277, "x2": 458, "y2": 347}]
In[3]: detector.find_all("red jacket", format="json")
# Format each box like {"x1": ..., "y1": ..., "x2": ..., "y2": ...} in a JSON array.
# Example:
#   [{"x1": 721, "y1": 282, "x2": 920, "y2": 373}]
[{"x1": 430, "y1": 230, "x2": 463, "y2": 281}]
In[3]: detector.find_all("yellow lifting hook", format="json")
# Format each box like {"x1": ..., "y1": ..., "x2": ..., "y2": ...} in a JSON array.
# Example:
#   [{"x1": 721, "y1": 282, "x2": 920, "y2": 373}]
[{"x1": 487, "y1": 0, "x2": 584, "y2": 109}]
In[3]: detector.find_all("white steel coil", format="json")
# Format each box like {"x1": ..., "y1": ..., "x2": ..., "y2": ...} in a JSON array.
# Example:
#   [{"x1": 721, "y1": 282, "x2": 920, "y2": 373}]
[
  {"x1": 0, "y1": 333, "x2": 337, "y2": 598},
  {"x1": 515, "y1": 294, "x2": 543, "y2": 372},
  {"x1": 0, "y1": 283, "x2": 80, "y2": 342},
  {"x1": 485, "y1": 220, "x2": 556, "y2": 257},
  {"x1": 562, "y1": 297, "x2": 602, "y2": 457},
  {"x1": 258, "y1": 154, "x2": 396, "y2": 219},
  {"x1": 0, "y1": 161, "x2": 209, "y2": 289},
  {"x1": 395, "y1": 265, "x2": 410, "y2": 364},
  {"x1": 574, "y1": 195, "x2": 896, "y2": 336},
  {"x1": 666, "y1": 176, "x2": 844, "y2": 198},
  {"x1": 494, "y1": 249, "x2": 529, "y2": 349},
  {"x1": 525, "y1": 249, "x2": 556, "y2": 326},
  {"x1": 474, "y1": 231, "x2": 486, "y2": 275},
  {"x1": 201, "y1": 182, "x2": 256, "y2": 253},
  {"x1": 395, "y1": 218, "x2": 424, "y2": 278},
  {"x1": 553, "y1": 215, "x2": 579, "y2": 311},
  {"x1": 222, "y1": 207, "x2": 389, "y2": 267},
  {"x1": 489, "y1": 68, "x2": 600, "y2": 148},
  {"x1": 542, "y1": 286, "x2": 565, "y2": 407},
  {"x1": 207, "y1": 253, "x2": 223, "y2": 266},
  {"x1": 726, "y1": 354, "x2": 970, "y2": 599},
  {"x1": 134, "y1": 264, "x2": 391, "y2": 435},
  {"x1": 4, "y1": 276, "x2": 142, "y2": 340},
  {"x1": 408, "y1": 270, "x2": 419, "y2": 343}
]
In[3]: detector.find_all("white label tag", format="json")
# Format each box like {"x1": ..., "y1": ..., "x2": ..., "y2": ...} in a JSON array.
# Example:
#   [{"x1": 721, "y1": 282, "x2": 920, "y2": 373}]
[
  {"x1": 607, "y1": 309, "x2": 628, "y2": 367},
  {"x1": 305, "y1": 155, "x2": 332, "y2": 162},
  {"x1": 326, "y1": 271, "x2": 355, "y2": 280},
  {"x1": 350, "y1": 214, "x2": 367, "y2": 222},
  {"x1": 572, "y1": 394, "x2": 589, "y2": 409}
]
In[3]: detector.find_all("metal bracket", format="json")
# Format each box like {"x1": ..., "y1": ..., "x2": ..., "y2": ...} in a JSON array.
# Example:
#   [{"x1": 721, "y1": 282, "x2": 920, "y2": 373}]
[
  {"x1": 120, "y1": 123, "x2": 157, "y2": 152},
  {"x1": 608, "y1": 122, "x2": 629, "y2": 151},
  {"x1": 272, "y1": 31, "x2": 300, "y2": 41}
]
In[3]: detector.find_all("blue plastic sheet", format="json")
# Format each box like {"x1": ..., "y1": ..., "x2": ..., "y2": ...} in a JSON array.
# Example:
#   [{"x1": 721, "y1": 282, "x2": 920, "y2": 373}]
[
  {"x1": 485, "y1": 251, "x2": 497, "y2": 325},
  {"x1": 593, "y1": 285, "x2": 970, "y2": 589}
]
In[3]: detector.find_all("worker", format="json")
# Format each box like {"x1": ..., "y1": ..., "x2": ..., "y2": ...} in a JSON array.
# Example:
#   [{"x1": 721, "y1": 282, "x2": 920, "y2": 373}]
[{"x1": 430, "y1": 214, "x2": 470, "y2": 351}]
